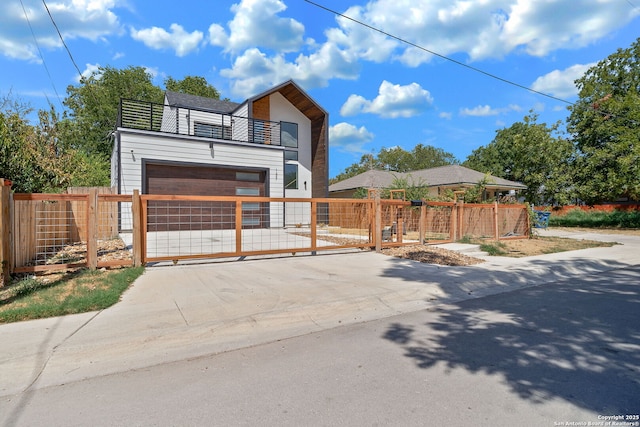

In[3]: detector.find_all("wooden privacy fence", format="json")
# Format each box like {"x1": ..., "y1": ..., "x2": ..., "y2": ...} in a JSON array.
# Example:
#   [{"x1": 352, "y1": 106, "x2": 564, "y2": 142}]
[{"x1": 0, "y1": 179, "x2": 530, "y2": 286}]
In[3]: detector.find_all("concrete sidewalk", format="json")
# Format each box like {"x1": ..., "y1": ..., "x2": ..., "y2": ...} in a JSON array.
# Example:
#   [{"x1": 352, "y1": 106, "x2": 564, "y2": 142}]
[{"x1": 1, "y1": 229, "x2": 639, "y2": 398}]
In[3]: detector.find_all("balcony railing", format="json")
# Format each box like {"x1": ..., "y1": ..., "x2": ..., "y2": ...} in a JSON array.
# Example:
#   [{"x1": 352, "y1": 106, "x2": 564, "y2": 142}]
[{"x1": 118, "y1": 99, "x2": 282, "y2": 146}]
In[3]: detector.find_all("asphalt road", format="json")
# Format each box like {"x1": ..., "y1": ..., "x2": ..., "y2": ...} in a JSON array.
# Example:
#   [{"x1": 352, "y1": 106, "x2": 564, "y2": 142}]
[{"x1": 2, "y1": 264, "x2": 639, "y2": 427}]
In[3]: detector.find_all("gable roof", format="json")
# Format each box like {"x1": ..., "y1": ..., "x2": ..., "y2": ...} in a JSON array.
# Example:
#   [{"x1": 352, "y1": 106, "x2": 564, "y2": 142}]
[
  {"x1": 164, "y1": 91, "x2": 240, "y2": 114},
  {"x1": 329, "y1": 165, "x2": 527, "y2": 192},
  {"x1": 247, "y1": 79, "x2": 328, "y2": 122}
]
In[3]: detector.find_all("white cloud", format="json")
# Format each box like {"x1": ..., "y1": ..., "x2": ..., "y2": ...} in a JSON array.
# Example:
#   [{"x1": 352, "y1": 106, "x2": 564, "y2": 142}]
[
  {"x1": 220, "y1": 45, "x2": 360, "y2": 98},
  {"x1": 531, "y1": 62, "x2": 596, "y2": 99},
  {"x1": 459, "y1": 104, "x2": 521, "y2": 117},
  {"x1": 329, "y1": 122, "x2": 374, "y2": 154},
  {"x1": 460, "y1": 105, "x2": 499, "y2": 117},
  {"x1": 216, "y1": 0, "x2": 636, "y2": 98},
  {"x1": 340, "y1": 81, "x2": 433, "y2": 118},
  {"x1": 76, "y1": 63, "x2": 101, "y2": 82},
  {"x1": 0, "y1": 0, "x2": 121, "y2": 61},
  {"x1": 209, "y1": 0, "x2": 305, "y2": 53},
  {"x1": 439, "y1": 112, "x2": 452, "y2": 120},
  {"x1": 317, "y1": 0, "x2": 639, "y2": 67},
  {"x1": 131, "y1": 24, "x2": 203, "y2": 57}
]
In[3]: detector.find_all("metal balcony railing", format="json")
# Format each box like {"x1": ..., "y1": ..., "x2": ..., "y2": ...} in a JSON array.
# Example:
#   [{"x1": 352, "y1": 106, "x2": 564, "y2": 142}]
[{"x1": 118, "y1": 99, "x2": 282, "y2": 146}]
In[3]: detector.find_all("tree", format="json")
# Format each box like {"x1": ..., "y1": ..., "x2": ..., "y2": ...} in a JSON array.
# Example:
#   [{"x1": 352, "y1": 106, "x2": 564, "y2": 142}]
[
  {"x1": 330, "y1": 144, "x2": 458, "y2": 184},
  {"x1": 165, "y1": 76, "x2": 221, "y2": 99},
  {"x1": 464, "y1": 112, "x2": 575, "y2": 205},
  {"x1": 567, "y1": 37, "x2": 640, "y2": 204},
  {"x1": 63, "y1": 65, "x2": 164, "y2": 159},
  {"x1": 1, "y1": 103, "x2": 108, "y2": 192}
]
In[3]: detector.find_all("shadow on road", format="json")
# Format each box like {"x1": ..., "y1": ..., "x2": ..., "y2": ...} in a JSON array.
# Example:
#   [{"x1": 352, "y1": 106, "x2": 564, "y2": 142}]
[{"x1": 382, "y1": 264, "x2": 640, "y2": 413}]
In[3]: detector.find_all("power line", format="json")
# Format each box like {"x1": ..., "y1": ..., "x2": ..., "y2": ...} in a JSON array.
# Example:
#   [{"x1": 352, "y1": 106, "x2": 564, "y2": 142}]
[
  {"x1": 41, "y1": 0, "x2": 117, "y2": 139},
  {"x1": 19, "y1": 0, "x2": 63, "y2": 109},
  {"x1": 303, "y1": 0, "x2": 573, "y2": 105},
  {"x1": 42, "y1": 0, "x2": 83, "y2": 79}
]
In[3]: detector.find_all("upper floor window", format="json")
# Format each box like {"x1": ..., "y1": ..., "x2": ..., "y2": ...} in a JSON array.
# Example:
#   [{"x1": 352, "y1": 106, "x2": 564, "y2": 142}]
[
  {"x1": 194, "y1": 122, "x2": 231, "y2": 140},
  {"x1": 281, "y1": 122, "x2": 298, "y2": 148}
]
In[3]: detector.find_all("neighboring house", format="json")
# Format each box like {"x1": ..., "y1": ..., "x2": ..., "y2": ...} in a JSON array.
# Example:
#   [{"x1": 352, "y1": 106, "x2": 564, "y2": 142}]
[
  {"x1": 328, "y1": 165, "x2": 527, "y2": 199},
  {"x1": 112, "y1": 80, "x2": 328, "y2": 229}
]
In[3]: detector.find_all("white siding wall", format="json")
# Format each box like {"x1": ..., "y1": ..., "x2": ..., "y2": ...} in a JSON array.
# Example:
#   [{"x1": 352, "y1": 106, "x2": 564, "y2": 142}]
[
  {"x1": 270, "y1": 92, "x2": 312, "y2": 225},
  {"x1": 116, "y1": 129, "x2": 284, "y2": 229}
]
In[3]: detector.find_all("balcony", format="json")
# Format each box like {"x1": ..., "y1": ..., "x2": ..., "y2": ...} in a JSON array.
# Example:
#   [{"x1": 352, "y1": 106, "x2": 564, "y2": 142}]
[{"x1": 118, "y1": 99, "x2": 282, "y2": 146}]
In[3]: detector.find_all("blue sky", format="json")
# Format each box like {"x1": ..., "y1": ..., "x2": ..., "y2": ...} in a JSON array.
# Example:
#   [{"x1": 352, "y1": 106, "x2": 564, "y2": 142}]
[{"x1": 1, "y1": 0, "x2": 639, "y2": 178}]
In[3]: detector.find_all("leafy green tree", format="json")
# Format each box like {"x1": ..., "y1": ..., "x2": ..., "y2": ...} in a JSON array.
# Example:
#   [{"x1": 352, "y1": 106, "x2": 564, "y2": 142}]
[
  {"x1": 567, "y1": 37, "x2": 640, "y2": 204},
  {"x1": 464, "y1": 112, "x2": 575, "y2": 205},
  {"x1": 330, "y1": 144, "x2": 458, "y2": 184},
  {"x1": 1, "y1": 104, "x2": 108, "y2": 192},
  {"x1": 165, "y1": 75, "x2": 221, "y2": 99},
  {"x1": 330, "y1": 153, "x2": 376, "y2": 184},
  {"x1": 63, "y1": 65, "x2": 164, "y2": 159}
]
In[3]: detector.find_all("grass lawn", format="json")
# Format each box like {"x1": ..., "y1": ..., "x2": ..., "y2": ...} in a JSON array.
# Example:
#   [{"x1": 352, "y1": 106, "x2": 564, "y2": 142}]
[{"x1": 0, "y1": 267, "x2": 144, "y2": 324}]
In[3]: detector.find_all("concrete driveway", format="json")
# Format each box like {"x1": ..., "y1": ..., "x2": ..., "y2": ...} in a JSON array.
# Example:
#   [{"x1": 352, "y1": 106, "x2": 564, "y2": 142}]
[{"x1": 1, "y1": 229, "x2": 639, "y2": 398}]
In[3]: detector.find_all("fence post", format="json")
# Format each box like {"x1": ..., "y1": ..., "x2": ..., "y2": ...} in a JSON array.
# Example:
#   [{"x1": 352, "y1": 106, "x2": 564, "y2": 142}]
[
  {"x1": 1, "y1": 179, "x2": 12, "y2": 286},
  {"x1": 397, "y1": 206, "x2": 404, "y2": 243},
  {"x1": 458, "y1": 200, "x2": 465, "y2": 240},
  {"x1": 493, "y1": 201, "x2": 500, "y2": 241},
  {"x1": 374, "y1": 195, "x2": 382, "y2": 252},
  {"x1": 87, "y1": 188, "x2": 98, "y2": 270},
  {"x1": 235, "y1": 200, "x2": 242, "y2": 254},
  {"x1": 419, "y1": 203, "x2": 426, "y2": 244},
  {"x1": 310, "y1": 201, "x2": 317, "y2": 254},
  {"x1": 132, "y1": 190, "x2": 143, "y2": 267}
]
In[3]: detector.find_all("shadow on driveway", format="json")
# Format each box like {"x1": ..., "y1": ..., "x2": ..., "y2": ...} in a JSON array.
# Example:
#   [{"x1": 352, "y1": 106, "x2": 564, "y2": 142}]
[{"x1": 382, "y1": 264, "x2": 640, "y2": 414}]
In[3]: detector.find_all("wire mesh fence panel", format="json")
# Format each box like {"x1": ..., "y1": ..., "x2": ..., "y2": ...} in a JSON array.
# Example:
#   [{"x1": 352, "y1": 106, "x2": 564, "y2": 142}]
[
  {"x1": 425, "y1": 203, "x2": 453, "y2": 242},
  {"x1": 498, "y1": 205, "x2": 530, "y2": 238},
  {"x1": 318, "y1": 200, "x2": 373, "y2": 247},
  {"x1": 142, "y1": 197, "x2": 376, "y2": 263},
  {"x1": 14, "y1": 197, "x2": 89, "y2": 268},
  {"x1": 380, "y1": 200, "x2": 416, "y2": 246},
  {"x1": 462, "y1": 204, "x2": 496, "y2": 238},
  {"x1": 145, "y1": 199, "x2": 238, "y2": 261},
  {"x1": 98, "y1": 195, "x2": 134, "y2": 267}
]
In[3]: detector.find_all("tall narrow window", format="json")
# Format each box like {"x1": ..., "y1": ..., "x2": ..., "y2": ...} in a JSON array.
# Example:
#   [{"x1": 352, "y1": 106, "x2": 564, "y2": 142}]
[
  {"x1": 285, "y1": 163, "x2": 298, "y2": 189},
  {"x1": 281, "y1": 122, "x2": 298, "y2": 148}
]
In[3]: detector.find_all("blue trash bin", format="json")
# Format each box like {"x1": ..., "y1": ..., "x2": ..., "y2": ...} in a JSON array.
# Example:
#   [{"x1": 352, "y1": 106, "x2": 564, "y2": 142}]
[{"x1": 534, "y1": 210, "x2": 551, "y2": 229}]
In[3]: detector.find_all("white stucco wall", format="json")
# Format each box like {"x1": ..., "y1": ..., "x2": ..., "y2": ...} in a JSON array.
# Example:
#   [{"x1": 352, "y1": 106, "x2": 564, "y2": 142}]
[{"x1": 269, "y1": 92, "x2": 312, "y2": 226}]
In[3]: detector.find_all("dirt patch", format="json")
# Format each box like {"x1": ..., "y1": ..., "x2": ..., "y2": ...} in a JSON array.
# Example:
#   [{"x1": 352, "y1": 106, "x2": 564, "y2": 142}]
[
  {"x1": 381, "y1": 245, "x2": 484, "y2": 266},
  {"x1": 28, "y1": 238, "x2": 132, "y2": 267},
  {"x1": 488, "y1": 236, "x2": 616, "y2": 257},
  {"x1": 380, "y1": 235, "x2": 617, "y2": 266}
]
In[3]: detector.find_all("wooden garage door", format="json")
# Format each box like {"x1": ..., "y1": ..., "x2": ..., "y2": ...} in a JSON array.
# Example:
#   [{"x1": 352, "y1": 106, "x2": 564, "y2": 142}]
[{"x1": 145, "y1": 163, "x2": 267, "y2": 231}]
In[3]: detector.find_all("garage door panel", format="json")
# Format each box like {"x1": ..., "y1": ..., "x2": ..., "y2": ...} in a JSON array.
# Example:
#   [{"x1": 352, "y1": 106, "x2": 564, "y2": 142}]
[{"x1": 145, "y1": 163, "x2": 266, "y2": 231}]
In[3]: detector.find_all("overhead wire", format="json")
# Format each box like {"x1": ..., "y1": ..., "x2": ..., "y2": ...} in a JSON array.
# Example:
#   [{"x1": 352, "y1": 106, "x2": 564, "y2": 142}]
[
  {"x1": 42, "y1": 0, "x2": 117, "y2": 140},
  {"x1": 19, "y1": 0, "x2": 63, "y2": 109},
  {"x1": 303, "y1": 0, "x2": 639, "y2": 126},
  {"x1": 41, "y1": 0, "x2": 83, "y2": 78},
  {"x1": 303, "y1": 0, "x2": 574, "y2": 106}
]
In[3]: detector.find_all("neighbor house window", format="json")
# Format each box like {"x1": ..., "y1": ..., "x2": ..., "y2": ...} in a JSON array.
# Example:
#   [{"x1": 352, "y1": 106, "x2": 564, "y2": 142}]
[
  {"x1": 281, "y1": 122, "x2": 298, "y2": 148},
  {"x1": 194, "y1": 122, "x2": 231, "y2": 140}
]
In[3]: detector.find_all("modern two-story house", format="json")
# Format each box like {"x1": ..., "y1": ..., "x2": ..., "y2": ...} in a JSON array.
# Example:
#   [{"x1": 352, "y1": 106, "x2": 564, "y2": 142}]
[{"x1": 111, "y1": 80, "x2": 328, "y2": 230}]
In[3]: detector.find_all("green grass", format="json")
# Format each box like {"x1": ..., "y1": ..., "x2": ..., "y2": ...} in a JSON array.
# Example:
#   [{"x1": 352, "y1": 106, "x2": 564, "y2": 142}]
[
  {"x1": 479, "y1": 241, "x2": 509, "y2": 256},
  {"x1": 549, "y1": 209, "x2": 640, "y2": 228},
  {"x1": 0, "y1": 267, "x2": 144, "y2": 324}
]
